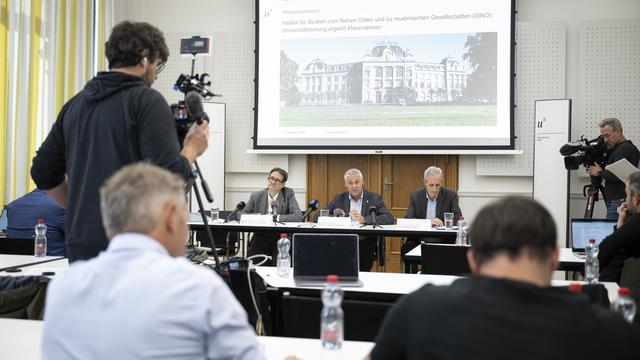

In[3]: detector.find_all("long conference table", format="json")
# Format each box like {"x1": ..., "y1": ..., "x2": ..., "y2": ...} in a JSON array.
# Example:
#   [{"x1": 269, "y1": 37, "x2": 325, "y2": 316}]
[{"x1": 188, "y1": 218, "x2": 458, "y2": 265}]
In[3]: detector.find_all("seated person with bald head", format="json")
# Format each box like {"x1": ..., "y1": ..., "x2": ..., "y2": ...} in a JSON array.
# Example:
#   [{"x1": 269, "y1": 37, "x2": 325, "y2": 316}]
[
  {"x1": 369, "y1": 197, "x2": 640, "y2": 360},
  {"x1": 402, "y1": 165, "x2": 462, "y2": 257},
  {"x1": 42, "y1": 163, "x2": 265, "y2": 359}
]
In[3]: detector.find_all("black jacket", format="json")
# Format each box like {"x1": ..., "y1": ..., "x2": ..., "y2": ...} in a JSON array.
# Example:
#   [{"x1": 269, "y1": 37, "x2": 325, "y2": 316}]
[
  {"x1": 602, "y1": 140, "x2": 640, "y2": 201},
  {"x1": 31, "y1": 72, "x2": 191, "y2": 256},
  {"x1": 320, "y1": 189, "x2": 393, "y2": 225},
  {"x1": 599, "y1": 214, "x2": 640, "y2": 283},
  {"x1": 405, "y1": 187, "x2": 462, "y2": 223}
]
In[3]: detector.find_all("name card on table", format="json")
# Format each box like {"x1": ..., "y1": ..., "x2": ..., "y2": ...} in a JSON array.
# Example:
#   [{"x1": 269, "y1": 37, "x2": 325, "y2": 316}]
[
  {"x1": 396, "y1": 218, "x2": 432, "y2": 230},
  {"x1": 317, "y1": 216, "x2": 352, "y2": 228},
  {"x1": 240, "y1": 214, "x2": 273, "y2": 226}
]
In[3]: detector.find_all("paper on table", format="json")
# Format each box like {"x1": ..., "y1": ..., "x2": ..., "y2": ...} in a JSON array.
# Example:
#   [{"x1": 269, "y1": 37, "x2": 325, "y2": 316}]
[{"x1": 605, "y1": 158, "x2": 640, "y2": 184}]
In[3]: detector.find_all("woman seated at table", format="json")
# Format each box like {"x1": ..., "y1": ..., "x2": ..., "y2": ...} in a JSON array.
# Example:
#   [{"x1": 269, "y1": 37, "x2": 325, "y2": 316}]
[{"x1": 242, "y1": 167, "x2": 302, "y2": 265}]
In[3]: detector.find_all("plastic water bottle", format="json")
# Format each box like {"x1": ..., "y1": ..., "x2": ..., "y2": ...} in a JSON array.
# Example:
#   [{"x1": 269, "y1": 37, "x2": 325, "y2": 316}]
[
  {"x1": 276, "y1": 233, "x2": 291, "y2": 277},
  {"x1": 34, "y1": 219, "x2": 47, "y2": 257},
  {"x1": 585, "y1": 238, "x2": 599, "y2": 284},
  {"x1": 321, "y1": 274, "x2": 344, "y2": 350},
  {"x1": 456, "y1": 216, "x2": 468, "y2": 245},
  {"x1": 612, "y1": 287, "x2": 637, "y2": 323}
]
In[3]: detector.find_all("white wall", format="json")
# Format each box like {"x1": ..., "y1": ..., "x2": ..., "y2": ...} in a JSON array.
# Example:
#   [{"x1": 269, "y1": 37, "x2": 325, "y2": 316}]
[
  {"x1": 114, "y1": 0, "x2": 640, "y2": 223},
  {"x1": 458, "y1": 0, "x2": 640, "y2": 230},
  {"x1": 113, "y1": 0, "x2": 308, "y2": 210}
]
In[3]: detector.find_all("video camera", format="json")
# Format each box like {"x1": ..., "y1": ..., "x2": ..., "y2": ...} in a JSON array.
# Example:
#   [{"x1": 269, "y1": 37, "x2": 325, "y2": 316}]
[
  {"x1": 170, "y1": 72, "x2": 221, "y2": 144},
  {"x1": 559, "y1": 135, "x2": 608, "y2": 170}
]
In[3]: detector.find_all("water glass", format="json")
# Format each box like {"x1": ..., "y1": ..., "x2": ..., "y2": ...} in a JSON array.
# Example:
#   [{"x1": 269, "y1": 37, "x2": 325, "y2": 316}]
[{"x1": 444, "y1": 212, "x2": 454, "y2": 229}]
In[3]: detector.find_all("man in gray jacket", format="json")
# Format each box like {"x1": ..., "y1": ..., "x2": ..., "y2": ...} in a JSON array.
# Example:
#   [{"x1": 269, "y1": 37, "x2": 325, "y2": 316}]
[{"x1": 244, "y1": 167, "x2": 302, "y2": 265}]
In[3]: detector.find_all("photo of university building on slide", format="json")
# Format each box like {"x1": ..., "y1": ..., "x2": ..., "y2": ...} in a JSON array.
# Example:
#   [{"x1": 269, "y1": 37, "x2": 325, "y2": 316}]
[
  {"x1": 297, "y1": 40, "x2": 467, "y2": 106},
  {"x1": 279, "y1": 33, "x2": 497, "y2": 127}
]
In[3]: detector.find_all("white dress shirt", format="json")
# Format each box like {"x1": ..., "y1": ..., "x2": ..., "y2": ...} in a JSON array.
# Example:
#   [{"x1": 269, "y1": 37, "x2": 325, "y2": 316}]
[{"x1": 42, "y1": 233, "x2": 265, "y2": 360}]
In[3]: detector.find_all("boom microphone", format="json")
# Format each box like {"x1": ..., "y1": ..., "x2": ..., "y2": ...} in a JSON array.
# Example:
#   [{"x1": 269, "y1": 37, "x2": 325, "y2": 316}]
[
  {"x1": 224, "y1": 201, "x2": 246, "y2": 223},
  {"x1": 300, "y1": 199, "x2": 319, "y2": 221},
  {"x1": 559, "y1": 143, "x2": 583, "y2": 156},
  {"x1": 185, "y1": 91, "x2": 209, "y2": 123}
]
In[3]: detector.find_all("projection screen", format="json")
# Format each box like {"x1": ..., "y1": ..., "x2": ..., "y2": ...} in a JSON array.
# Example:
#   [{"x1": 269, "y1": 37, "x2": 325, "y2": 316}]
[{"x1": 254, "y1": 0, "x2": 515, "y2": 150}]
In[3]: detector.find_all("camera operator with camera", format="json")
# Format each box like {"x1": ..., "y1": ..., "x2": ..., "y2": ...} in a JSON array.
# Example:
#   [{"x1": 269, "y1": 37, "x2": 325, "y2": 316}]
[
  {"x1": 31, "y1": 21, "x2": 209, "y2": 262},
  {"x1": 586, "y1": 118, "x2": 640, "y2": 219}
]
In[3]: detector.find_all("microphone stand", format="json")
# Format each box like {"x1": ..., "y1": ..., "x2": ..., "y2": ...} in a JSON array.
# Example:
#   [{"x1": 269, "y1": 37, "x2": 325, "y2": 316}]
[{"x1": 361, "y1": 208, "x2": 382, "y2": 229}]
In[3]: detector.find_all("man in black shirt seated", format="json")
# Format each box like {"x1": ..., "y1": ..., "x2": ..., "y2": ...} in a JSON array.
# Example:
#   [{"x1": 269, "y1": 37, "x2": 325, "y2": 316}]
[
  {"x1": 599, "y1": 171, "x2": 640, "y2": 283},
  {"x1": 368, "y1": 197, "x2": 640, "y2": 360}
]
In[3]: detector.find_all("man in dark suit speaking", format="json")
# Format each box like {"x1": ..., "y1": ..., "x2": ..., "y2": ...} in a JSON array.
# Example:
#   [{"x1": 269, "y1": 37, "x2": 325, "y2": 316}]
[
  {"x1": 401, "y1": 166, "x2": 463, "y2": 257},
  {"x1": 321, "y1": 168, "x2": 393, "y2": 271}
]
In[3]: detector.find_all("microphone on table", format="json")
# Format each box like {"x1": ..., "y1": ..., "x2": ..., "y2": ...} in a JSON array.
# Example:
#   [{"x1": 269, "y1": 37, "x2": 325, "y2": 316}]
[
  {"x1": 368, "y1": 206, "x2": 378, "y2": 227},
  {"x1": 224, "y1": 201, "x2": 246, "y2": 223},
  {"x1": 301, "y1": 199, "x2": 319, "y2": 222},
  {"x1": 271, "y1": 200, "x2": 279, "y2": 222}
]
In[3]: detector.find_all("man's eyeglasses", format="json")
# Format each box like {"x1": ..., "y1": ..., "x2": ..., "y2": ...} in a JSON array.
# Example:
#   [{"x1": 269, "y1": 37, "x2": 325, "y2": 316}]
[
  {"x1": 156, "y1": 62, "x2": 166, "y2": 74},
  {"x1": 268, "y1": 176, "x2": 284, "y2": 184}
]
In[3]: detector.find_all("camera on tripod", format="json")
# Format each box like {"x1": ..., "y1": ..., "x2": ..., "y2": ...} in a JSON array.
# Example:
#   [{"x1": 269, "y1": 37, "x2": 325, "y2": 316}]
[
  {"x1": 170, "y1": 72, "x2": 216, "y2": 143},
  {"x1": 559, "y1": 135, "x2": 608, "y2": 170}
]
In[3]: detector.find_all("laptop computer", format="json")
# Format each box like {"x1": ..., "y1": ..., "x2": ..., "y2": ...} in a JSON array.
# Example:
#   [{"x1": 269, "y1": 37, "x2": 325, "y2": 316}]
[
  {"x1": 570, "y1": 218, "x2": 616, "y2": 255},
  {"x1": 292, "y1": 233, "x2": 363, "y2": 287}
]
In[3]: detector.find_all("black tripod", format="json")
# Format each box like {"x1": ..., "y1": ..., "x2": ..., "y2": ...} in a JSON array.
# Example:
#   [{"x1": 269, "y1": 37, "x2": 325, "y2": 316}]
[
  {"x1": 583, "y1": 175, "x2": 604, "y2": 219},
  {"x1": 187, "y1": 160, "x2": 224, "y2": 271}
]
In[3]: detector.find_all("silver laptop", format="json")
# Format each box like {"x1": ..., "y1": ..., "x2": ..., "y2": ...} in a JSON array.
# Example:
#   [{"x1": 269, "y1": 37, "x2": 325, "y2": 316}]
[
  {"x1": 293, "y1": 233, "x2": 363, "y2": 287},
  {"x1": 570, "y1": 218, "x2": 616, "y2": 254}
]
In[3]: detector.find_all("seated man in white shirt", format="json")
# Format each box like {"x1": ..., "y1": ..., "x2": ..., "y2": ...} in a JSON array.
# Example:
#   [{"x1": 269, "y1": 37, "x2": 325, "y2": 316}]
[{"x1": 42, "y1": 163, "x2": 265, "y2": 359}]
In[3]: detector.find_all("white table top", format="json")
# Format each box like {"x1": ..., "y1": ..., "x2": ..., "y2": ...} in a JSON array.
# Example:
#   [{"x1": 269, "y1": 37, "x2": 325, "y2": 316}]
[
  {"x1": 188, "y1": 219, "x2": 458, "y2": 235},
  {"x1": 405, "y1": 246, "x2": 586, "y2": 265},
  {"x1": 1, "y1": 258, "x2": 69, "y2": 277},
  {"x1": 0, "y1": 318, "x2": 373, "y2": 360},
  {"x1": 256, "y1": 266, "x2": 619, "y2": 302},
  {"x1": 0, "y1": 254, "x2": 65, "y2": 271}
]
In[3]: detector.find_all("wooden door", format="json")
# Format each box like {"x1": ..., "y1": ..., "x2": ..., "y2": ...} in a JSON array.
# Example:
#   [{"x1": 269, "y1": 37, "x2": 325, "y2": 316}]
[{"x1": 307, "y1": 154, "x2": 458, "y2": 273}]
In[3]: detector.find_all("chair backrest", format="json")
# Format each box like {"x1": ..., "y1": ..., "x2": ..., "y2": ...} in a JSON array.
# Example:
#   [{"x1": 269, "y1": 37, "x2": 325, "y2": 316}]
[
  {"x1": 0, "y1": 237, "x2": 34, "y2": 255},
  {"x1": 420, "y1": 242, "x2": 471, "y2": 276},
  {"x1": 620, "y1": 257, "x2": 640, "y2": 324}
]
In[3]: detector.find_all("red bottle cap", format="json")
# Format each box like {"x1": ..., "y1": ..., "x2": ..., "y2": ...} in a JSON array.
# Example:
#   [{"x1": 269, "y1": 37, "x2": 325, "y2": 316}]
[
  {"x1": 619, "y1": 287, "x2": 630, "y2": 296},
  {"x1": 568, "y1": 283, "x2": 582, "y2": 293},
  {"x1": 37, "y1": 219, "x2": 45, "y2": 223},
  {"x1": 280, "y1": 233, "x2": 288, "y2": 238},
  {"x1": 588, "y1": 238, "x2": 596, "y2": 244},
  {"x1": 459, "y1": 216, "x2": 464, "y2": 220},
  {"x1": 326, "y1": 274, "x2": 339, "y2": 283}
]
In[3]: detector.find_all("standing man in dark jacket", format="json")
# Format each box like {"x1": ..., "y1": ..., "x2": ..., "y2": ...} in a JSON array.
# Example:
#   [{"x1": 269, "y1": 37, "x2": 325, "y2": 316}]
[
  {"x1": 30, "y1": 21, "x2": 209, "y2": 262},
  {"x1": 320, "y1": 168, "x2": 393, "y2": 271},
  {"x1": 401, "y1": 166, "x2": 463, "y2": 257},
  {"x1": 587, "y1": 118, "x2": 640, "y2": 219},
  {"x1": 599, "y1": 171, "x2": 640, "y2": 283}
]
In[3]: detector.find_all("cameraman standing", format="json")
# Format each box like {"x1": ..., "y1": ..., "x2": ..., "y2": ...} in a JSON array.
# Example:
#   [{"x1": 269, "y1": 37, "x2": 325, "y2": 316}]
[
  {"x1": 31, "y1": 21, "x2": 209, "y2": 262},
  {"x1": 587, "y1": 118, "x2": 640, "y2": 219}
]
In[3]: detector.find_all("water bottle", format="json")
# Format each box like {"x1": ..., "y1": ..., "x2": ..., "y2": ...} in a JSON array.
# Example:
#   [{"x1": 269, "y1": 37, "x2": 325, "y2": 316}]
[
  {"x1": 34, "y1": 219, "x2": 47, "y2": 257},
  {"x1": 456, "y1": 216, "x2": 468, "y2": 245},
  {"x1": 321, "y1": 274, "x2": 344, "y2": 350},
  {"x1": 276, "y1": 233, "x2": 291, "y2": 277},
  {"x1": 612, "y1": 287, "x2": 637, "y2": 323},
  {"x1": 585, "y1": 238, "x2": 599, "y2": 284}
]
